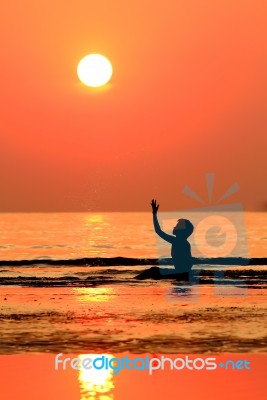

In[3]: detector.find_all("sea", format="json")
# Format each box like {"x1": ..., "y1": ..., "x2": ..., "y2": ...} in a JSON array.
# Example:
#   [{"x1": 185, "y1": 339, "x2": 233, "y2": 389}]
[{"x1": 0, "y1": 212, "x2": 266, "y2": 354}]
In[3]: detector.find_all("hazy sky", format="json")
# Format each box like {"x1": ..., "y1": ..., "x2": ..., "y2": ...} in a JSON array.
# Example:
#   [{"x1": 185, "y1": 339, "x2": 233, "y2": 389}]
[{"x1": 1, "y1": 1, "x2": 266, "y2": 212}]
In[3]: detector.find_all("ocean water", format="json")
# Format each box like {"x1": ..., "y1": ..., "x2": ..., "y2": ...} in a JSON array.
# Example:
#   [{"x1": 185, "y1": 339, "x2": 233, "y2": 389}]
[
  {"x1": 0, "y1": 211, "x2": 266, "y2": 261},
  {"x1": 0, "y1": 211, "x2": 266, "y2": 285},
  {"x1": 0, "y1": 212, "x2": 157, "y2": 260},
  {"x1": 0, "y1": 212, "x2": 266, "y2": 354}
]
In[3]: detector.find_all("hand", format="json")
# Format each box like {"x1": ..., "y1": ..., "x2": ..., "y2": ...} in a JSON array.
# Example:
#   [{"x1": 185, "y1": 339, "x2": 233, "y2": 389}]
[{"x1": 151, "y1": 199, "x2": 159, "y2": 214}]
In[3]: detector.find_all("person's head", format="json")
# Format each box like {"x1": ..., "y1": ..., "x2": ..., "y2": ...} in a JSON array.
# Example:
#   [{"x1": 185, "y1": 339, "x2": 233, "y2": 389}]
[{"x1": 173, "y1": 219, "x2": 194, "y2": 239}]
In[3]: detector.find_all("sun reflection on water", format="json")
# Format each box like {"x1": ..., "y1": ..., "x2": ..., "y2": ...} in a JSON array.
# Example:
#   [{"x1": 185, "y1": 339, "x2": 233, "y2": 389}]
[
  {"x1": 73, "y1": 287, "x2": 115, "y2": 303},
  {"x1": 83, "y1": 214, "x2": 111, "y2": 256},
  {"x1": 78, "y1": 354, "x2": 114, "y2": 400}
]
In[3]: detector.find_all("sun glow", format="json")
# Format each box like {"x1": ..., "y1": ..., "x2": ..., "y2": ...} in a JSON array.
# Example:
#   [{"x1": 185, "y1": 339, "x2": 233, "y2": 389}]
[
  {"x1": 78, "y1": 354, "x2": 114, "y2": 400},
  {"x1": 73, "y1": 287, "x2": 115, "y2": 302},
  {"x1": 77, "y1": 54, "x2": 113, "y2": 87}
]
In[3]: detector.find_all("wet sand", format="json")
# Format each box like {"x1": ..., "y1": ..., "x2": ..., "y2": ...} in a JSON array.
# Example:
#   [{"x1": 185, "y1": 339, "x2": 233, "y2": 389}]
[
  {"x1": 0, "y1": 353, "x2": 266, "y2": 400},
  {"x1": 0, "y1": 212, "x2": 266, "y2": 398},
  {"x1": 0, "y1": 282, "x2": 266, "y2": 354}
]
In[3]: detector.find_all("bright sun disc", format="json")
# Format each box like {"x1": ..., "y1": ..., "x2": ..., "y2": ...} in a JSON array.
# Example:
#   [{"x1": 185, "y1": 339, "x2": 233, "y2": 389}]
[{"x1": 77, "y1": 54, "x2": 113, "y2": 87}]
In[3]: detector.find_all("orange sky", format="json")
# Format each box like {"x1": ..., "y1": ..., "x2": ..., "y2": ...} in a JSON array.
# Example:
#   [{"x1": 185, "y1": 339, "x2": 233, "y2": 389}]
[{"x1": 1, "y1": 0, "x2": 266, "y2": 212}]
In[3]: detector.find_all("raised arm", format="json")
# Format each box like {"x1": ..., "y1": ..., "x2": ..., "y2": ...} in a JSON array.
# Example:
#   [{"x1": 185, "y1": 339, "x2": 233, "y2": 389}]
[{"x1": 151, "y1": 199, "x2": 174, "y2": 244}]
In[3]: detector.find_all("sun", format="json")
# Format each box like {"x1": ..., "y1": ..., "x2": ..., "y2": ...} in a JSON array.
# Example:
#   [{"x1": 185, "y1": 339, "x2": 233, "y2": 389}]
[{"x1": 77, "y1": 54, "x2": 113, "y2": 88}]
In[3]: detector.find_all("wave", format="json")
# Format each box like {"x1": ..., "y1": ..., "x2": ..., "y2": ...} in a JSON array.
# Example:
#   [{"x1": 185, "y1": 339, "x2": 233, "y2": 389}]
[
  {"x1": 0, "y1": 257, "x2": 266, "y2": 267},
  {"x1": 0, "y1": 268, "x2": 266, "y2": 287}
]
